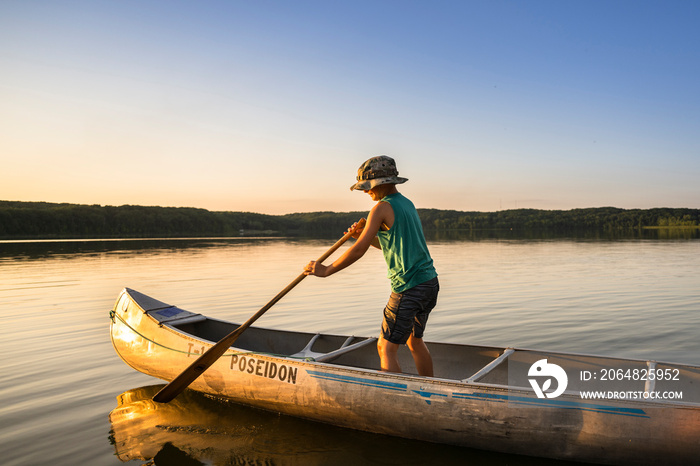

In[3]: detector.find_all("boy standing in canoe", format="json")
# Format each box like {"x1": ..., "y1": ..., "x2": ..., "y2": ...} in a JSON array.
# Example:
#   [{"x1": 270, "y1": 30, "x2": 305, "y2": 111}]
[{"x1": 304, "y1": 155, "x2": 439, "y2": 376}]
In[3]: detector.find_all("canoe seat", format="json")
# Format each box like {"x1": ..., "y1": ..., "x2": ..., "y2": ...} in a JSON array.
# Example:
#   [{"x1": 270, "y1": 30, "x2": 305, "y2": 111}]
[{"x1": 292, "y1": 334, "x2": 378, "y2": 363}]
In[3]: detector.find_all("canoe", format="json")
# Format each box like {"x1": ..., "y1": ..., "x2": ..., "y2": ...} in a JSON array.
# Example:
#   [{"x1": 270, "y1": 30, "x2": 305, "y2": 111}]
[{"x1": 110, "y1": 288, "x2": 700, "y2": 465}]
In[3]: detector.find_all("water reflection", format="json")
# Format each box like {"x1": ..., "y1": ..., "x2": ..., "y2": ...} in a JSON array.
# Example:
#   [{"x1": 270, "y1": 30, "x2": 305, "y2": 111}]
[
  {"x1": 109, "y1": 385, "x2": 575, "y2": 465},
  {"x1": 0, "y1": 237, "x2": 285, "y2": 261}
]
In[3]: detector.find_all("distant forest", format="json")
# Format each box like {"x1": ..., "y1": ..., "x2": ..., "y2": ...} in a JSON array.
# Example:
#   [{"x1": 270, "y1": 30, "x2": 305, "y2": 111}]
[{"x1": 1, "y1": 200, "x2": 699, "y2": 239}]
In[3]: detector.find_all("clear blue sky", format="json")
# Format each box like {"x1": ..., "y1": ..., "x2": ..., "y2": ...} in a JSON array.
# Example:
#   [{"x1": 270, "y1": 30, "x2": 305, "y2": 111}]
[{"x1": 2, "y1": 1, "x2": 698, "y2": 214}]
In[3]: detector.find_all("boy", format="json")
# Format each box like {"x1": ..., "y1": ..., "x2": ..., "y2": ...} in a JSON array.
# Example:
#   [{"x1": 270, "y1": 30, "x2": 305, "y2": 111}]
[{"x1": 304, "y1": 155, "x2": 439, "y2": 376}]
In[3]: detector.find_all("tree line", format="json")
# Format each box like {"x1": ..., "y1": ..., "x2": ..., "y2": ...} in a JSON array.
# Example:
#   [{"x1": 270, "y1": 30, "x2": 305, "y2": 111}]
[
  {"x1": 0, "y1": 200, "x2": 698, "y2": 239},
  {"x1": 417, "y1": 207, "x2": 700, "y2": 232}
]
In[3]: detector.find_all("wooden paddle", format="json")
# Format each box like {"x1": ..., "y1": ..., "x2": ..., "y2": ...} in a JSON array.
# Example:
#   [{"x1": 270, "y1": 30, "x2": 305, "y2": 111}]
[{"x1": 153, "y1": 218, "x2": 367, "y2": 403}]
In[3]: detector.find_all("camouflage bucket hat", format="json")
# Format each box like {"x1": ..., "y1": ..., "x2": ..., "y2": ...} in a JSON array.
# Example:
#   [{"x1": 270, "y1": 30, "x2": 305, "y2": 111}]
[{"x1": 349, "y1": 155, "x2": 408, "y2": 191}]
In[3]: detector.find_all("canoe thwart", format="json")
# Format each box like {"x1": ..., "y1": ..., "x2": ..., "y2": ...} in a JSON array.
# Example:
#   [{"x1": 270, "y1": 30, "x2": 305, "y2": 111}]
[
  {"x1": 295, "y1": 333, "x2": 322, "y2": 359},
  {"x1": 314, "y1": 337, "x2": 378, "y2": 363},
  {"x1": 292, "y1": 334, "x2": 378, "y2": 363},
  {"x1": 464, "y1": 348, "x2": 515, "y2": 383}
]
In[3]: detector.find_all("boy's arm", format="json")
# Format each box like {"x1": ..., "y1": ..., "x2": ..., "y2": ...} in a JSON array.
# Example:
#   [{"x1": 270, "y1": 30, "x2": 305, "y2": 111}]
[
  {"x1": 304, "y1": 202, "x2": 390, "y2": 277},
  {"x1": 355, "y1": 224, "x2": 383, "y2": 249}
]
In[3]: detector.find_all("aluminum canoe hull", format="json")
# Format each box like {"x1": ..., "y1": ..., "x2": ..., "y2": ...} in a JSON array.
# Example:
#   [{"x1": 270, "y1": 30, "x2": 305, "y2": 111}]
[{"x1": 110, "y1": 288, "x2": 699, "y2": 465}]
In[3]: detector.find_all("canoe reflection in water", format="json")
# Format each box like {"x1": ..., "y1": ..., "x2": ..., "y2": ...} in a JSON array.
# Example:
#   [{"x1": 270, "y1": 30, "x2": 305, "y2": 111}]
[{"x1": 108, "y1": 385, "x2": 568, "y2": 465}]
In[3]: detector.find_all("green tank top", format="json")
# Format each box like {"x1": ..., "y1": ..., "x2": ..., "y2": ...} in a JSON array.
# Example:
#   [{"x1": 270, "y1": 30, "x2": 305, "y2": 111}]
[{"x1": 377, "y1": 193, "x2": 437, "y2": 293}]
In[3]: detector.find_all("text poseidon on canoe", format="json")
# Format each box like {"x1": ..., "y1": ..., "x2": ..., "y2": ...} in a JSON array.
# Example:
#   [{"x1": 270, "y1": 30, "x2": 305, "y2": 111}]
[
  {"x1": 230, "y1": 354, "x2": 299, "y2": 384},
  {"x1": 186, "y1": 343, "x2": 299, "y2": 384}
]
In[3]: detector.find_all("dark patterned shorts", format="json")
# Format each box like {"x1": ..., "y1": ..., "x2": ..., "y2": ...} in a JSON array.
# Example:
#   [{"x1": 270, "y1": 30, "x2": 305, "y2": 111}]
[{"x1": 381, "y1": 277, "x2": 439, "y2": 344}]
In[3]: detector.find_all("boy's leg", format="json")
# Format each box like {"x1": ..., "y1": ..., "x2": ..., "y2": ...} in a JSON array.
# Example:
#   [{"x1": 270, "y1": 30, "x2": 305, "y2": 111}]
[
  {"x1": 404, "y1": 277, "x2": 438, "y2": 376},
  {"x1": 377, "y1": 336, "x2": 401, "y2": 373},
  {"x1": 406, "y1": 335, "x2": 433, "y2": 377},
  {"x1": 380, "y1": 277, "x2": 439, "y2": 375}
]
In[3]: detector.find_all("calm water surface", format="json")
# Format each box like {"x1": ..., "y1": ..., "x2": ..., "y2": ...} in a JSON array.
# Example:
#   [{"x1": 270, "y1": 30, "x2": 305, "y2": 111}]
[{"x1": 1, "y1": 236, "x2": 698, "y2": 465}]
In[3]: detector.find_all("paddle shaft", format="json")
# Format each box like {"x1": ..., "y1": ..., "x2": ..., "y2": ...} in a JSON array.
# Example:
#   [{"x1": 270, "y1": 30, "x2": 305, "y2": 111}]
[{"x1": 153, "y1": 218, "x2": 366, "y2": 403}]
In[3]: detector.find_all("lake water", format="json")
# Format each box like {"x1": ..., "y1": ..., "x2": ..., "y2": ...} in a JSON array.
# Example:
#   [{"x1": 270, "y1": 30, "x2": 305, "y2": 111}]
[{"x1": 1, "y1": 235, "x2": 698, "y2": 465}]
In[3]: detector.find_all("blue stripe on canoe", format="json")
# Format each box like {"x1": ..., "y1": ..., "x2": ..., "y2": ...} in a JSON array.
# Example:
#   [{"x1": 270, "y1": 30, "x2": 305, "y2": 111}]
[
  {"x1": 307, "y1": 371, "x2": 647, "y2": 418},
  {"x1": 307, "y1": 370, "x2": 407, "y2": 392},
  {"x1": 452, "y1": 391, "x2": 649, "y2": 418}
]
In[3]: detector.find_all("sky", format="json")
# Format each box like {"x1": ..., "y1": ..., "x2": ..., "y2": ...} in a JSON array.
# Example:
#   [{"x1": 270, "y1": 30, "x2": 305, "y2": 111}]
[{"x1": 1, "y1": 1, "x2": 699, "y2": 215}]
